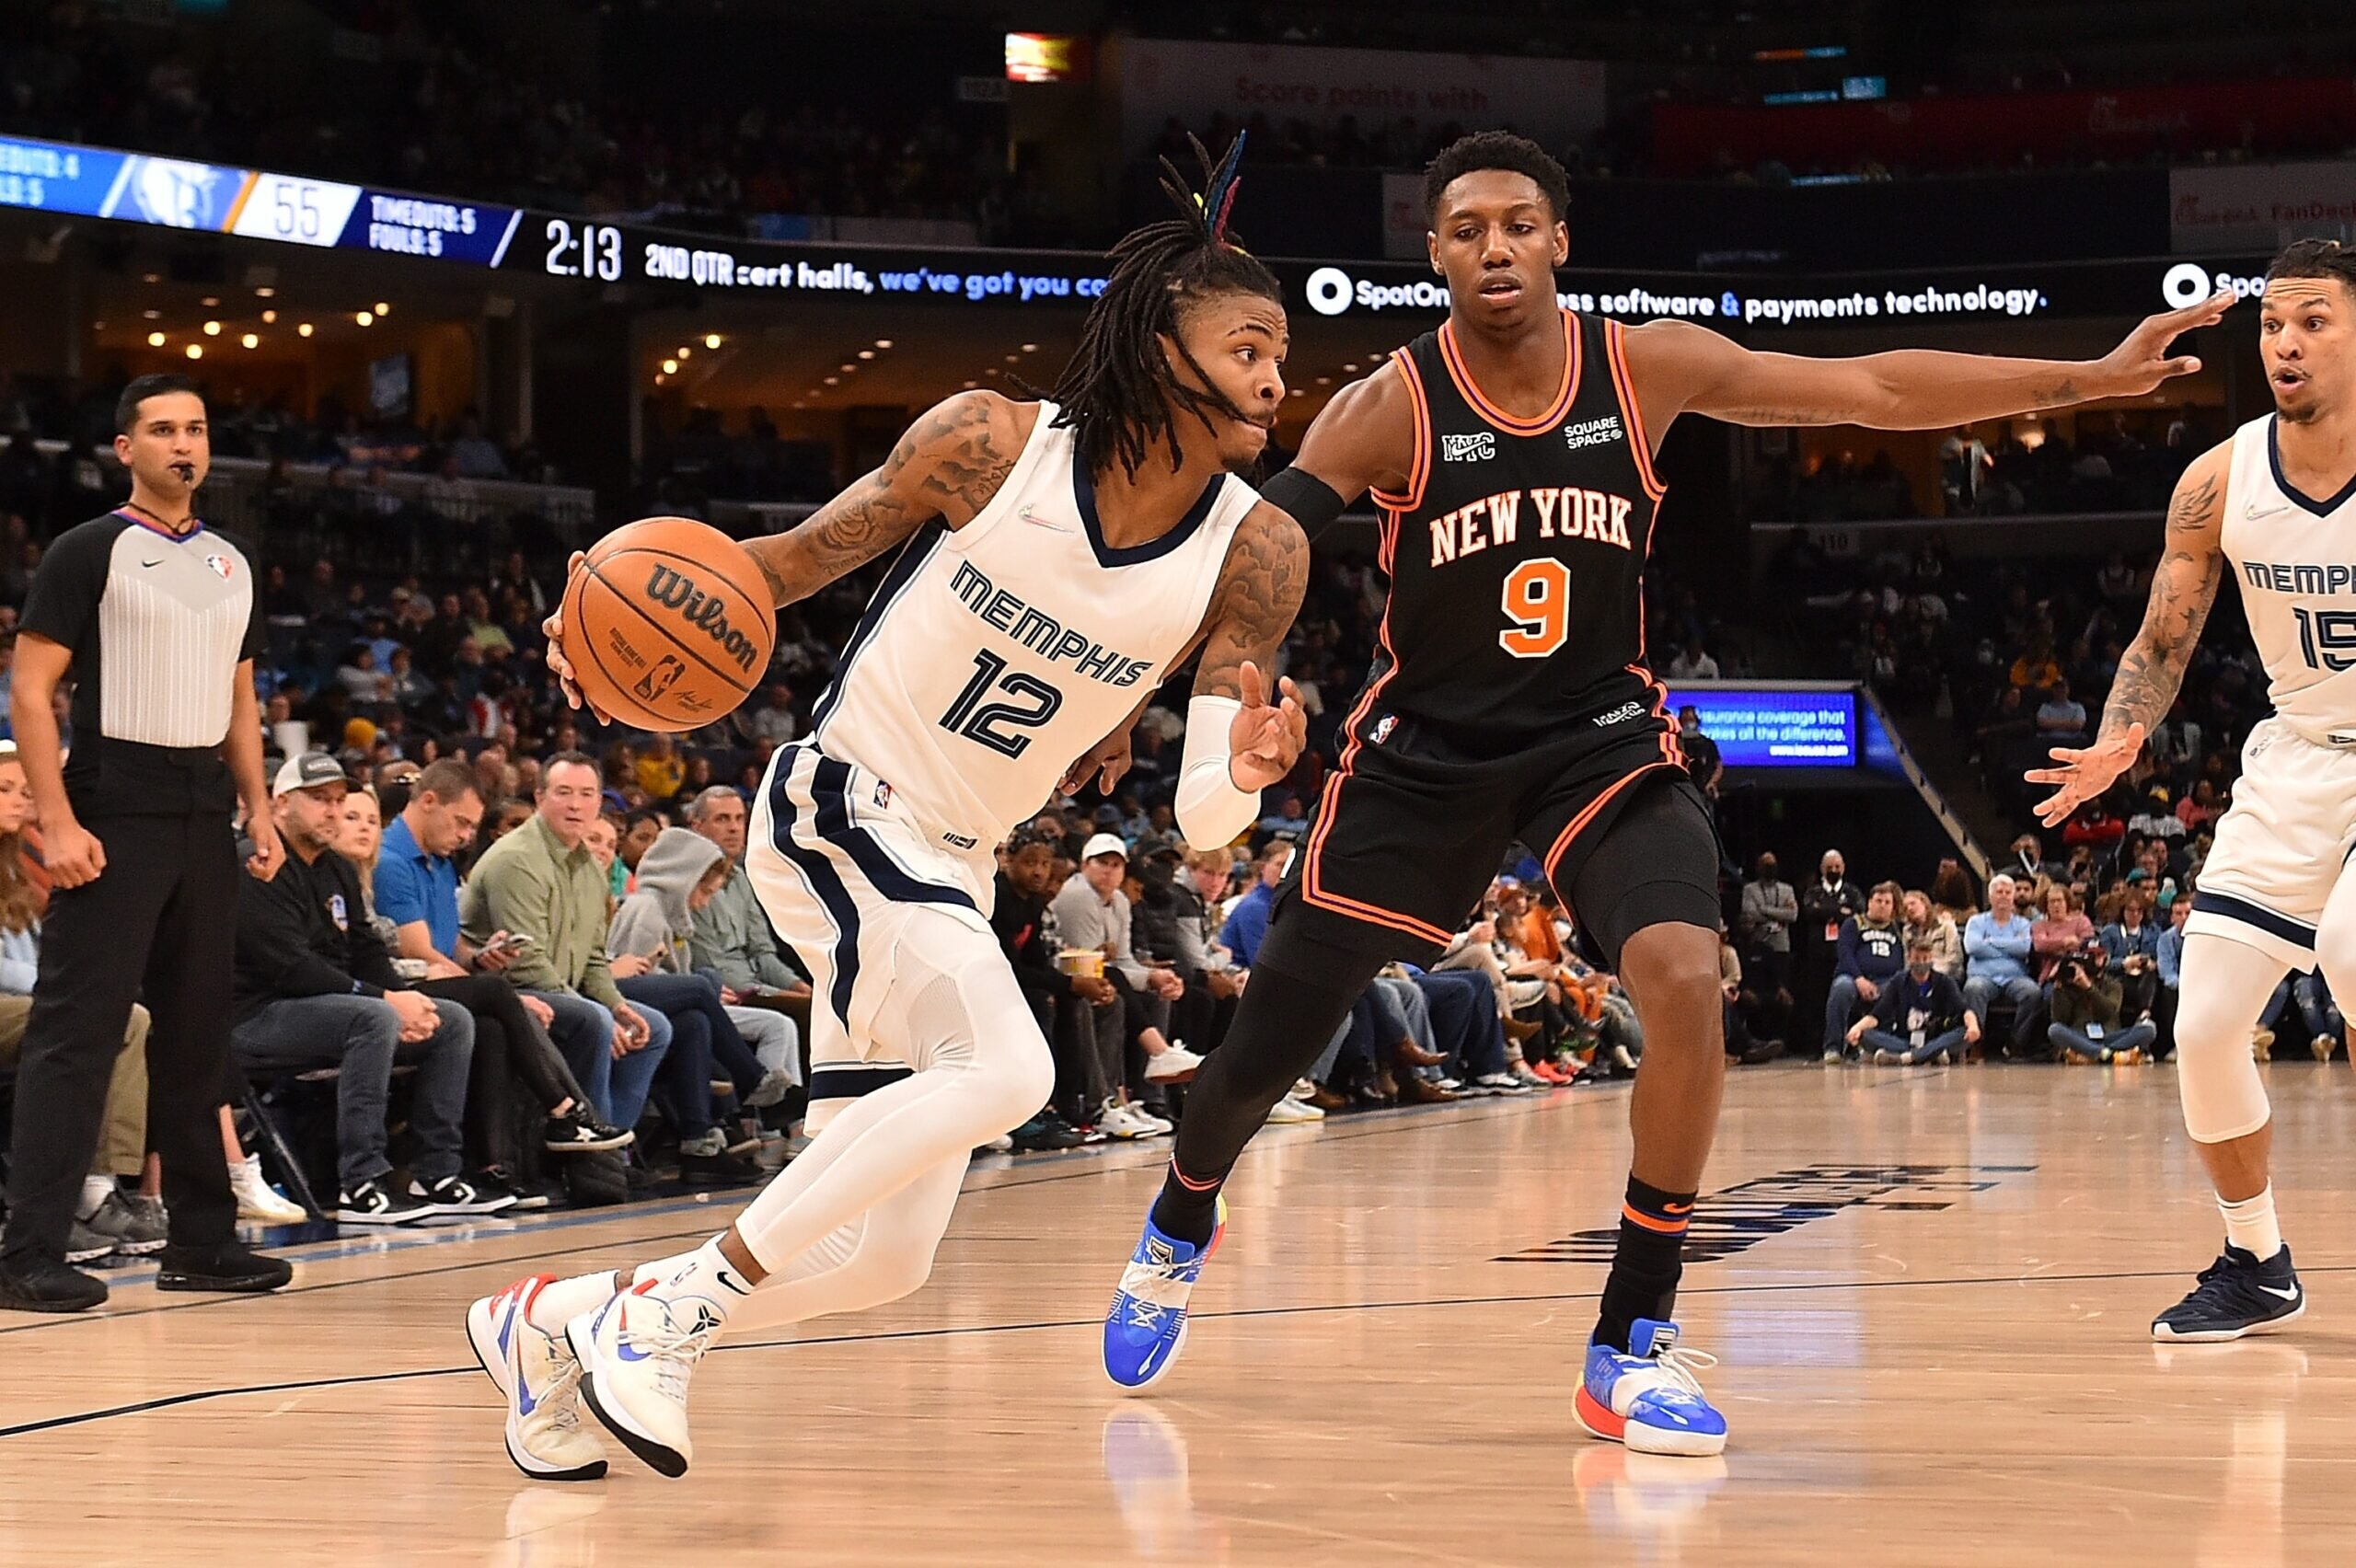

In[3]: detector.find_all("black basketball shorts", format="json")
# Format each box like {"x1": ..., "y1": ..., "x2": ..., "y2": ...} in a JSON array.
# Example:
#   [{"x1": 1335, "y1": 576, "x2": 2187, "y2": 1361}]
[{"x1": 1276, "y1": 711, "x2": 1724, "y2": 972}]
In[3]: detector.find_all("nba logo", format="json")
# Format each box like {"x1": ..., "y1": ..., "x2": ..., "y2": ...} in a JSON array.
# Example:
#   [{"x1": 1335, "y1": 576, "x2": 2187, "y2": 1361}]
[
  {"x1": 633, "y1": 655, "x2": 686, "y2": 702},
  {"x1": 1370, "y1": 714, "x2": 1397, "y2": 744},
  {"x1": 205, "y1": 553, "x2": 233, "y2": 580},
  {"x1": 872, "y1": 779, "x2": 893, "y2": 809}
]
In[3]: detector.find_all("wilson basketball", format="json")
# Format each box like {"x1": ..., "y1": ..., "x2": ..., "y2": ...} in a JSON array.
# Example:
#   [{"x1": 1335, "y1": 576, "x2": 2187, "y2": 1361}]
[{"x1": 561, "y1": 516, "x2": 774, "y2": 732}]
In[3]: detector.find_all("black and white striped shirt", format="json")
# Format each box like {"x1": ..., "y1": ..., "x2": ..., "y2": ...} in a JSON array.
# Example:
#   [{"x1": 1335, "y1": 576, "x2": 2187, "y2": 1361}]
[{"x1": 21, "y1": 511, "x2": 264, "y2": 816}]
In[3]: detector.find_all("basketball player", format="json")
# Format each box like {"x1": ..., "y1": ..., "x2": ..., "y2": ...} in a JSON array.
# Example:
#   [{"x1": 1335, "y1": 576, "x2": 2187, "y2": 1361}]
[
  {"x1": 1102, "y1": 132, "x2": 2230, "y2": 1456},
  {"x1": 2032, "y1": 240, "x2": 2356, "y2": 1342},
  {"x1": 466, "y1": 141, "x2": 1315, "y2": 1480}
]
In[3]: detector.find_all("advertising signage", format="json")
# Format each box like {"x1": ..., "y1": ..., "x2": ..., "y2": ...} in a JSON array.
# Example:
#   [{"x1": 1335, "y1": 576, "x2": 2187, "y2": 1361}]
[{"x1": 0, "y1": 131, "x2": 2283, "y2": 328}]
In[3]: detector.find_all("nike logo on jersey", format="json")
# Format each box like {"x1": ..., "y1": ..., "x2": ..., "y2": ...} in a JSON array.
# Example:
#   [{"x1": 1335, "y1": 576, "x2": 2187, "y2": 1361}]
[
  {"x1": 2245, "y1": 499, "x2": 2292, "y2": 519},
  {"x1": 141, "y1": 558, "x2": 162, "y2": 568},
  {"x1": 1440, "y1": 432, "x2": 1496, "y2": 462},
  {"x1": 1428, "y1": 486, "x2": 1634, "y2": 569}
]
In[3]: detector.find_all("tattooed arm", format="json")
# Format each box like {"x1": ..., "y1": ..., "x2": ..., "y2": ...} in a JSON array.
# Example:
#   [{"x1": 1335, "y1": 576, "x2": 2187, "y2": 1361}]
[
  {"x1": 1623, "y1": 292, "x2": 2233, "y2": 438},
  {"x1": 743, "y1": 390, "x2": 1033, "y2": 606},
  {"x1": 2027, "y1": 445, "x2": 2229, "y2": 826},
  {"x1": 544, "y1": 391, "x2": 1031, "y2": 716}
]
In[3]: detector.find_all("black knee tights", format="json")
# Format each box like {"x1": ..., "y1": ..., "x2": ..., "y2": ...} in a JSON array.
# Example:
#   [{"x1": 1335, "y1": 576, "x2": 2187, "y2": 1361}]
[{"x1": 1153, "y1": 915, "x2": 1389, "y2": 1245}]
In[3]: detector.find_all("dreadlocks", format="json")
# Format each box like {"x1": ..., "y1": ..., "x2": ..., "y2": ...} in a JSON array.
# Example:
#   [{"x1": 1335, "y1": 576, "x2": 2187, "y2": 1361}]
[{"x1": 1049, "y1": 133, "x2": 1282, "y2": 482}]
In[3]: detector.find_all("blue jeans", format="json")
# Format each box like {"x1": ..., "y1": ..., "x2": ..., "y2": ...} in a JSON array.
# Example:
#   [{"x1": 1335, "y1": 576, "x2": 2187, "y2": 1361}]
[
  {"x1": 2294, "y1": 974, "x2": 2344, "y2": 1043},
  {"x1": 2049, "y1": 1019, "x2": 2158, "y2": 1061},
  {"x1": 1859, "y1": 1024, "x2": 1966, "y2": 1065},
  {"x1": 1962, "y1": 974, "x2": 2042, "y2": 1046},
  {"x1": 231, "y1": 993, "x2": 473, "y2": 1190},
  {"x1": 1415, "y1": 969, "x2": 1506, "y2": 1077},
  {"x1": 527, "y1": 989, "x2": 667, "y2": 1130},
  {"x1": 621, "y1": 970, "x2": 765, "y2": 1138},
  {"x1": 1824, "y1": 974, "x2": 1886, "y2": 1052}
]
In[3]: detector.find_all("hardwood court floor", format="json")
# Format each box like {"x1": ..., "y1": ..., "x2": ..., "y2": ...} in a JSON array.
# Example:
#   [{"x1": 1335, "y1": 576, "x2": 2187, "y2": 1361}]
[{"x1": 6, "y1": 1061, "x2": 2356, "y2": 1566}]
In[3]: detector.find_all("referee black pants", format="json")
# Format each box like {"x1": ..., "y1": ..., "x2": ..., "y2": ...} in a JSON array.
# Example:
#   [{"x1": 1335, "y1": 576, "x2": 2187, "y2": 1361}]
[{"x1": 3, "y1": 811, "x2": 239, "y2": 1266}]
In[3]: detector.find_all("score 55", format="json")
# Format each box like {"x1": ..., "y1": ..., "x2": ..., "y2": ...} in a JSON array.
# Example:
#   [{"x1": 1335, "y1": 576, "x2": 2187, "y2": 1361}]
[{"x1": 229, "y1": 174, "x2": 363, "y2": 246}]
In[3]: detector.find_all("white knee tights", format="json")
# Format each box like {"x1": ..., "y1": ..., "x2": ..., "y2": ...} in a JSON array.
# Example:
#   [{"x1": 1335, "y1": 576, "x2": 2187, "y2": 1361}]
[{"x1": 2175, "y1": 932, "x2": 2283, "y2": 1144}]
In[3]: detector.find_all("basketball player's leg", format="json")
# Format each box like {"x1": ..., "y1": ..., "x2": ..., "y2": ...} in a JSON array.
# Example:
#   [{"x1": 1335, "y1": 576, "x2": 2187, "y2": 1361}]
[
  {"x1": 1540, "y1": 774, "x2": 1730, "y2": 1455},
  {"x1": 563, "y1": 912, "x2": 1052, "y2": 1474}
]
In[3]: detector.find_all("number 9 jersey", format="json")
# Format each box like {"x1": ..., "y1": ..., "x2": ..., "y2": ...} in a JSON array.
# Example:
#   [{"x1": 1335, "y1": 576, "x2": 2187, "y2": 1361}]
[
  {"x1": 1365, "y1": 309, "x2": 1666, "y2": 748},
  {"x1": 803, "y1": 400, "x2": 1257, "y2": 873}
]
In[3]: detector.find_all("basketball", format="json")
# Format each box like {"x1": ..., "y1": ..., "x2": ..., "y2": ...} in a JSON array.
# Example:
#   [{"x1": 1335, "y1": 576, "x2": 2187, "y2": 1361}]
[{"x1": 561, "y1": 516, "x2": 774, "y2": 732}]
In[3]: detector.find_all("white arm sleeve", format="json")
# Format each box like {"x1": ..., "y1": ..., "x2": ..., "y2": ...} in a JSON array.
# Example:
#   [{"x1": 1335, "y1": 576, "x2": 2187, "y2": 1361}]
[{"x1": 1173, "y1": 693, "x2": 1260, "y2": 850}]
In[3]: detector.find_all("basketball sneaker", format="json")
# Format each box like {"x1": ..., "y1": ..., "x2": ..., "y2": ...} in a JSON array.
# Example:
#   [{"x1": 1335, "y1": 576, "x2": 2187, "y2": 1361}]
[
  {"x1": 1574, "y1": 1320, "x2": 1728, "y2": 1458},
  {"x1": 2151, "y1": 1243, "x2": 2304, "y2": 1342},
  {"x1": 467, "y1": 1274, "x2": 607, "y2": 1481},
  {"x1": 568, "y1": 1285, "x2": 718, "y2": 1477},
  {"x1": 1103, "y1": 1197, "x2": 1226, "y2": 1393}
]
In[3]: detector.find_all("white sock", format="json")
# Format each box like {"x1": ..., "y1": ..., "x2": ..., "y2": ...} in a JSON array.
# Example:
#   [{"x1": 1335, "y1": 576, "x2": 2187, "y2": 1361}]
[
  {"x1": 634, "y1": 1235, "x2": 756, "y2": 1325},
  {"x1": 2220, "y1": 1186, "x2": 2284, "y2": 1262},
  {"x1": 526, "y1": 1269, "x2": 623, "y2": 1335},
  {"x1": 77, "y1": 1175, "x2": 115, "y2": 1221}
]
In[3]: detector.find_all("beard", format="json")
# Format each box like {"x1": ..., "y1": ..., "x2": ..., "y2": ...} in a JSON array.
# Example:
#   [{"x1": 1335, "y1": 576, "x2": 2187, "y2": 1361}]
[{"x1": 2276, "y1": 396, "x2": 2323, "y2": 425}]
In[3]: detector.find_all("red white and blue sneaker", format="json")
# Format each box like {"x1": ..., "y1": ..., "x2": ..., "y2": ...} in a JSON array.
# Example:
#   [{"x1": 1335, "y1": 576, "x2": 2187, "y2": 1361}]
[
  {"x1": 1103, "y1": 1197, "x2": 1226, "y2": 1392},
  {"x1": 2152, "y1": 1243, "x2": 2305, "y2": 1342},
  {"x1": 464, "y1": 1274, "x2": 607, "y2": 1482},
  {"x1": 1574, "y1": 1319, "x2": 1727, "y2": 1458},
  {"x1": 568, "y1": 1284, "x2": 718, "y2": 1478}
]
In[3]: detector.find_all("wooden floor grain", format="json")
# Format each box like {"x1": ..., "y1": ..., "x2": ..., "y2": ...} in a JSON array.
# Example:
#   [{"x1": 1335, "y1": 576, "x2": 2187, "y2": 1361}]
[{"x1": 5, "y1": 1061, "x2": 2352, "y2": 1566}]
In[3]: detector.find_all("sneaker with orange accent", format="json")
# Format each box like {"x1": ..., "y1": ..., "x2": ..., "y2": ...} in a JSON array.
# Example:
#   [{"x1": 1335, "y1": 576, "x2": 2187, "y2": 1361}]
[
  {"x1": 1103, "y1": 1196, "x2": 1227, "y2": 1392},
  {"x1": 1574, "y1": 1320, "x2": 1727, "y2": 1458}
]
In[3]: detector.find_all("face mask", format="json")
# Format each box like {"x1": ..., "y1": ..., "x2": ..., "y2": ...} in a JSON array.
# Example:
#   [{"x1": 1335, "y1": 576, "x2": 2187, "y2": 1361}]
[{"x1": 1909, "y1": 963, "x2": 1933, "y2": 979}]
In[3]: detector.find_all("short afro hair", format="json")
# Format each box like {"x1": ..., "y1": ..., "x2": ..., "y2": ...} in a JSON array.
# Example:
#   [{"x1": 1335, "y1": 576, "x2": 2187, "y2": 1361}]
[
  {"x1": 1421, "y1": 131, "x2": 1570, "y2": 225},
  {"x1": 2265, "y1": 237, "x2": 2356, "y2": 300}
]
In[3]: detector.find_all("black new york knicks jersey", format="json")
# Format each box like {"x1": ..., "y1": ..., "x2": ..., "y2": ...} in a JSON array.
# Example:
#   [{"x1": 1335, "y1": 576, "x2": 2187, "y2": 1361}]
[{"x1": 1357, "y1": 310, "x2": 1666, "y2": 752}]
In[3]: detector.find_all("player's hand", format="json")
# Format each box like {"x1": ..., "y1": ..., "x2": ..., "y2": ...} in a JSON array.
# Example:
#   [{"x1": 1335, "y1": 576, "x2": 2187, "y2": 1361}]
[
  {"x1": 543, "y1": 551, "x2": 614, "y2": 724},
  {"x1": 1228, "y1": 662, "x2": 1308, "y2": 792},
  {"x1": 2027, "y1": 722, "x2": 2144, "y2": 827},
  {"x1": 2093, "y1": 291, "x2": 2234, "y2": 398},
  {"x1": 44, "y1": 818, "x2": 106, "y2": 889},
  {"x1": 244, "y1": 814, "x2": 284, "y2": 882},
  {"x1": 1059, "y1": 729, "x2": 1133, "y2": 798}
]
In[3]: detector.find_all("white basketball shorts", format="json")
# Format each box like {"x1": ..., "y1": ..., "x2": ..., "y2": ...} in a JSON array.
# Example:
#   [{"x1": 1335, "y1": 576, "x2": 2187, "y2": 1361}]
[
  {"x1": 2186, "y1": 717, "x2": 2356, "y2": 972},
  {"x1": 746, "y1": 741, "x2": 1012, "y2": 1124}
]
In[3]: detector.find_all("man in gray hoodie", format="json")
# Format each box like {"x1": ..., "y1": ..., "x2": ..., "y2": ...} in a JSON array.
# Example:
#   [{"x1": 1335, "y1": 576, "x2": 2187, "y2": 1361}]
[{"x1": 607, "y1": 827, "x2": 783, "y2": 1185}]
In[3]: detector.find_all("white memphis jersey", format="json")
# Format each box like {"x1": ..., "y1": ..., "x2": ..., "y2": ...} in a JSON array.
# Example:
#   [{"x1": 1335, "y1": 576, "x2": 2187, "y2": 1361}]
[
  {"x1": 809, "y1": 400, "x2": 1255, "y2": 850},
  {"x1": 2223, "y1": 414, "x2": 2356, "y2": 747}
]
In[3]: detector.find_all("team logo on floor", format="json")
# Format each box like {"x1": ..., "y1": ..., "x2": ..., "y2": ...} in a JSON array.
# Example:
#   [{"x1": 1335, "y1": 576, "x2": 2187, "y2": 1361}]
[{"x1": 1496, "y1": 1162, "x2": 2033, "y2": 1264}]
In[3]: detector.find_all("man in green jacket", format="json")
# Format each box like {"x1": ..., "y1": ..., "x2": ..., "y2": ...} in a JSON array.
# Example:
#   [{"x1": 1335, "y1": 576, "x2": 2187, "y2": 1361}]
[{"x1": 461, "y1": 752, "x2": 670, "y2": 1129}]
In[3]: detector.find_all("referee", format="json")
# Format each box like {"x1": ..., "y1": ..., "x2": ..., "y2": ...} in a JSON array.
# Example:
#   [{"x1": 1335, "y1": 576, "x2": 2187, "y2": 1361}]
[{"x1": 0, "y1": 375, "x2": 291, "y2": 1311}]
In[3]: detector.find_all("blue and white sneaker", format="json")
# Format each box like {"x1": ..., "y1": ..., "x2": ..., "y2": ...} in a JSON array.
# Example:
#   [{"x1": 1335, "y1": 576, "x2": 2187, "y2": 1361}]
[
  {"x1": 1103, "y1": 1197, "x2": 1226, "y2": 1393},
  {"x1": 1574, "y1": 1319, "x2": 1727, "y2": 1457},
  {"x1": 2152, "y1": 1243, "x2": 2305, "y2": 1342}
]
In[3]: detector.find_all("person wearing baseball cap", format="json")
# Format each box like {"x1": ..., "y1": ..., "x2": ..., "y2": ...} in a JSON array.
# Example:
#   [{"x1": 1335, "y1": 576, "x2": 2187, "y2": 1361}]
[
  {"x1": 229, "y1": 753, "x2": 497, "y2": 1226},
  {"x1": 1052, "y1": 833, "x2": 1201, "y2": 1138}
]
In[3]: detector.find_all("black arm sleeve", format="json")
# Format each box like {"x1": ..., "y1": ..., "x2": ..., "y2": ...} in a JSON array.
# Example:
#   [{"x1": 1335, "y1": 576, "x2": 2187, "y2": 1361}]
[{"x1": 1258, "y1": 467, "x2": 1346, "y2": 535}]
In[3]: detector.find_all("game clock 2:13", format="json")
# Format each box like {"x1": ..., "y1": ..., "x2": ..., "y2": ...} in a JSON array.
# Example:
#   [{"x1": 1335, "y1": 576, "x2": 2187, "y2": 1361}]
[{"x1": 541, "y1": 218, "x2": 625, "y2": 281}]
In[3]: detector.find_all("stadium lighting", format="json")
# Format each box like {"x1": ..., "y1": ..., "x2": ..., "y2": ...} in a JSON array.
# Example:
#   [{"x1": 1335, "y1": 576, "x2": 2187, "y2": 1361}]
[
  {"x1": 662, "y1": 358, "x2": 679, "y2": 375},
  {"x1": 146, "y1": 331, "x2": 166, "y2": 347},
  {"x1": 676, "y1": 346, "x2": 691, "y2": 359},
  {"x1": 255, "y1": 287, "x2": 275, "y2": 298},
  {"x1": 874, "y1": 339, "x2": 894, "y2": 349},
  {"x1": 298, "y1": 322, "x2": 315, "y2": 337},
  {"x1": 185, "y1": 344, "x2": 202, "y2": 360},
  {"x1": 824, "y1": 375, "x2": 839, "y2": 386},
  {"x1": 202, "y1": 296, "x2": 219, "y2": 307},
  {"x1": 1020, "y1": 343, "x2": 1038, "y2": 352},
  {"x1": 374, "y1": 302, "x2": 390, "y2": 316},
  {"x1": 705, "y1": 333, "x2": 723, "y2": 350},
  {"x1": 241, "y1": 333, "x2": 259, "y2": 349},
  {"x1": 202, "y1": 320, "x2": 221, "y2": 336},
  {"x1": 261, "y1": 310, "x2": 277, "y2": 324},
  {"x1": 142, "y1": 308, "x2": 160, "y2": 319},
  {"x1": 356, "y1": 311, "x2": 374, "y2": 326},
  {"x1": 857, "y1": 350, "x2": 875, "y2": 361}
]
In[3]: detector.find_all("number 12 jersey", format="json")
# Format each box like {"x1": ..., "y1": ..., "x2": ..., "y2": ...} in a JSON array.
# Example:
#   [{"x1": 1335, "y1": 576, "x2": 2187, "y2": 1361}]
[{"x1": 808, "y1": 401, "x2": 1257, "y2": 853}]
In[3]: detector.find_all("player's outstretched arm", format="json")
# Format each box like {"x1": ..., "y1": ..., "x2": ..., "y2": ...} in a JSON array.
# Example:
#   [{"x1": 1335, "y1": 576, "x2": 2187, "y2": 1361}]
[
  {"x1": 1627, "y1": 291, "x2": 2234, "y2": 432},
  {"x1": 742, "y1": 389, "x2": 1034, "y2": 608},
  {"x1": 2027, "y1": 444, "x2": 2229, "y2": 825}
]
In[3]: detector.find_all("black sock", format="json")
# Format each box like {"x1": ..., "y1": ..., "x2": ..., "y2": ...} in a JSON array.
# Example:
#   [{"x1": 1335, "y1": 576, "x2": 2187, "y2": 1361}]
[
  {"x1": 1592, "y1": 1175, "x2": 1695, "y2": 1353},
  {"x1": 1149, "y1": 1158, "x2": 1228, "y2": 1249}
]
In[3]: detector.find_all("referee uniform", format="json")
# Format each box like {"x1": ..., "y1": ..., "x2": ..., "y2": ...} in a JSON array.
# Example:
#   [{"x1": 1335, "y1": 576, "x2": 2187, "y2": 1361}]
[{"x1": 1, "y1": 508, "x2": 262, "y2": 1274}]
